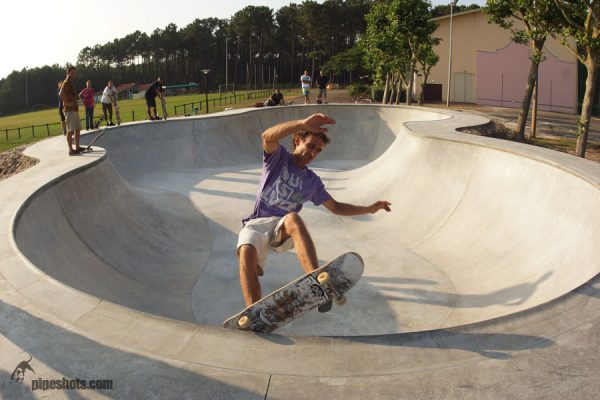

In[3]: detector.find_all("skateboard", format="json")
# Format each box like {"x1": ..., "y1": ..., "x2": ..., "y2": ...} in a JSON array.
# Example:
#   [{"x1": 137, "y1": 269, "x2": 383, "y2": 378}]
[
  {"x1": 114, "y1": 104, "x2": 121, "y2": 126},
  {"x1": 94, "y1": 115, "x2": 104, "y2": 129},
  {"x1": 223, "y1": 252, "x2": 364, "y2": 333},
  {"x1": 161, "y1": 99, "x2": 168, "y2": 120},
  {"x1": 81, "y1": 126, "x2": 109, "y2": 153},
  {"x1": 94, "y1": 104, "x2": 120, "y2": 128}
]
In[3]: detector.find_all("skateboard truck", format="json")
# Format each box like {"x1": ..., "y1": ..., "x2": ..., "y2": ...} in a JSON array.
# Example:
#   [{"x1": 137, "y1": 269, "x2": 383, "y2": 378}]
[{"x1": 317, "y1": 272, "x2": 346, "y2": 305}]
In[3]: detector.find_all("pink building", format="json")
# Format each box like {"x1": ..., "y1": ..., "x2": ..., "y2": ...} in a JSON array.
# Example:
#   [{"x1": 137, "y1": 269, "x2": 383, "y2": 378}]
[{"x1": 427, "y1": 9, "x2": 577, "y2": 114}]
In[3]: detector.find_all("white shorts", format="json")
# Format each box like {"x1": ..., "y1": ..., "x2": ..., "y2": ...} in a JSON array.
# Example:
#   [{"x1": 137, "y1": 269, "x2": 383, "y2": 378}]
[{"x1": 237, "y1": 216, "x2": 295, "y2": 269}]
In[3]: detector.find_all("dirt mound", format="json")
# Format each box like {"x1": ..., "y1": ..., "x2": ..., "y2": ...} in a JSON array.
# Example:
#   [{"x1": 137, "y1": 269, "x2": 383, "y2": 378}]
[{"x1": 0, "y1": 146, "x2": 39, "y2": 181}]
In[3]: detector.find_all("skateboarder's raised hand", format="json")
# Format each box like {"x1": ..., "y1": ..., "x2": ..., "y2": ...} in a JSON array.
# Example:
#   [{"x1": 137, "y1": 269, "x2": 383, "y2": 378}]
[
  {"x1": 262, "y1": 113, "x2": 335, "y2": 154},
  {"x1": 302, "y1": 113, "x2": 336, "y2": 133}
]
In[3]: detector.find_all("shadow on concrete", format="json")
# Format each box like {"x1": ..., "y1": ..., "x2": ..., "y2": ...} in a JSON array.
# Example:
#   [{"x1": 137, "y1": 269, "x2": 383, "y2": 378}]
[
  {"x1": 339, "y1": 329, "x2": 554, "y2": 360},
  {"x1": 0, "y1": 300, "x2": 267, "y2": 399},
  {"x1": 192, "y1": 186, "x2": 258, "y2": 202},
  {"x1": 233, "y1": 170, "x2": 262, "y2": 177},
  {"x1": 573, "y1": 273, "x2": 600, "y2": 299},
  {"x1": 252, "y1": 333, "x2": 295, "y2": 346},
  {"x1": 206, "y1": 175, "x2": 260, "y2": 185},
  {"x1": 363, "y1": 276, "x2": 439, "y2": 286},
  {"x1": 382, "y1": 271, "x2": 552, "y2": 308}
]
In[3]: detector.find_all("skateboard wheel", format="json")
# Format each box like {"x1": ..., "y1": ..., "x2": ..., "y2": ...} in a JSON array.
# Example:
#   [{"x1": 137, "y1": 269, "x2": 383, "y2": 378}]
[
  {"x1": 238, "y1": 316, "x2": 250, "y2": 329},
  {"x1": 334, "y1": 295, "x2": 346, "y2": 306},
  {"x1": 317, "y1": 272, "x2": 330, "y2": 285}
]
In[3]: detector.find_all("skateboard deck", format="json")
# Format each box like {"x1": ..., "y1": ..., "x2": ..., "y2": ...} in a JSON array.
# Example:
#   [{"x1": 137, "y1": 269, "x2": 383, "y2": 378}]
[
  {"x1": 115, "y1": 104, "x2": 121, "y2": 126},
  {"x1": 82, "y1": 126, "x2": 109, "y2": 153},
  {"x1": 94, "y1": 115, "x2": 104, "y2": 130},
  {"x1": 161, "y1": 99, "x2": 168, "y2": 120},
  {"x1": 223, "y1": 252, "x2": 364, "y2": 333}
]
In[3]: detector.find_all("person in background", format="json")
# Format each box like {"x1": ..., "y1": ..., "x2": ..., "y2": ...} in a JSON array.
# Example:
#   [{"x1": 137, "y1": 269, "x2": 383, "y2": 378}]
[
  {"x1": 79, "y1": 80, "x2": 95, "y2": 130},
  {"x1": 57, "y1": 81, "x2": 67, "y2": 135},
  {"x1": 145, "y1": 77, "x2": 164, "y2": 120},
  {"x1": 300, "y1": 70, "x2": 311, "y2": 105},
  {"x1": 266, "y1": 88, "x2": 286, "y2": 106},
  {"x1": 58, "y1": 66, "x2": 82, "y2": 155},
  {"x1": 101, "y1": 80, "x2": 118, "y2": 126},
  {"x1": 316, "y1": 71, "x2": 330, "y2": 104}
]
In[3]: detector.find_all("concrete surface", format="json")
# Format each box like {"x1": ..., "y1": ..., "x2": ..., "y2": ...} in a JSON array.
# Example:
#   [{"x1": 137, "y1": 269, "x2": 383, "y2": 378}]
[{"x1": 0, "y1": 104, "x2": 599, "y2": 398}]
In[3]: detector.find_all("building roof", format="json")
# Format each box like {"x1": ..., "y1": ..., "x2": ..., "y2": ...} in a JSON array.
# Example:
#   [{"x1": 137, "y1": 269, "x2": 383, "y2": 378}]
[
  {"x1": 136, "y1": 83, "x2": 152, "y2": 91},
  {"x1": 164, "y1": 83, "x2": 200, "y2": 89},
  {"x1": 115, "y1": 83, "x2": 136, "y2": 92},
  {"x1": 430, "y1": 8, "x2": 482, "y2": 22}
]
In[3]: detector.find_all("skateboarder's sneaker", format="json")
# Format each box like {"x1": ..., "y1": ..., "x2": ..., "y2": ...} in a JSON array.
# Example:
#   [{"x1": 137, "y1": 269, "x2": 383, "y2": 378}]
[{"x1": 317, "y1": 300, "x2": 333, "y2": 313}]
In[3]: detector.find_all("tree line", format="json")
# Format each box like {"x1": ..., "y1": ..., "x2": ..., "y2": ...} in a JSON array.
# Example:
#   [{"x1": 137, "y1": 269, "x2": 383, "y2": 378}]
[{"x1": 0, "y1": 1, "x2": 479, "y2": 117}]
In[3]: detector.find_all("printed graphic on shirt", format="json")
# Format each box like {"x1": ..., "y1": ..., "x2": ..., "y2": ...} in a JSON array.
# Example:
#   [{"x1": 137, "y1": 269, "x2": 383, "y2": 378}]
[{"x1": 260, "y1": 163, "x2": 306, "y2": 213}]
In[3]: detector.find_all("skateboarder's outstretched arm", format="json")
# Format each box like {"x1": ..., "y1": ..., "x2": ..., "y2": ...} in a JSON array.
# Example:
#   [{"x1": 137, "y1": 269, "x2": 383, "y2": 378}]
[
  {"x1": 323, "y1": 198, "x2": 391, "y2": 216},
  {"x1": 262, "y1": 113, "x2": 335, "y2": 154}
]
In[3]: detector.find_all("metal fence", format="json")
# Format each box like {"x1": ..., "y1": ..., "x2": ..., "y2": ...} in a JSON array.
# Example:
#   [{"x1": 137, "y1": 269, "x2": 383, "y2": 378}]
[
  {"x1": 1, "y1": 112, "x2": 137, "y2": 144},
  {"x1": 174, "y1": 89, "x2": 271, "y2": 116},
  {"x1": 1, "y1": 89, "x2": 273, "y2": 146}
]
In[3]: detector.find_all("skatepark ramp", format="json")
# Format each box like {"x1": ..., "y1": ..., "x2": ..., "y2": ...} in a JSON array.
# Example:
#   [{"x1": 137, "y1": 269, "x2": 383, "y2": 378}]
[{"x1": 13, "y1": 105, "x2": 600, "y2": 336}]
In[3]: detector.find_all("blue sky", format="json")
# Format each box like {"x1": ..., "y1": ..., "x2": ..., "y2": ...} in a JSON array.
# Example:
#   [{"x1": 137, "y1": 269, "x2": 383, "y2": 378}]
[{"x1": 1, "y1": 0, "x2": 486, "y2": 80}]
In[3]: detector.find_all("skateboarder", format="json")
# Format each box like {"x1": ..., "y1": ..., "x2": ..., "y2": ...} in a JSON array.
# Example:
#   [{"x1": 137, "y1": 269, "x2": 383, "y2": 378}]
[
  {"x1": 145, "y1": 77, "x2": 164, "y2": 120},
  {"x1": 237, "y1": 113, "x2": 391, "y2": 311},
  {"x1": 100, "y1": 81, "x2": 118, "y2": 126}
]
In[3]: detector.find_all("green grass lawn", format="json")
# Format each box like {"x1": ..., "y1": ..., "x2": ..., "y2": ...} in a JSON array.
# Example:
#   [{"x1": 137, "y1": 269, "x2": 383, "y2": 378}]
[{"x1": 0, "y1": 88, "x2": 301, "y2": 153}]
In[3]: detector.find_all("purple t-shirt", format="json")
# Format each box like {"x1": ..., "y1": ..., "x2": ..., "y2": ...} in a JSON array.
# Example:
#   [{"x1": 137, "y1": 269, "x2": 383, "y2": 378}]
[{"x1": 243, "y1": 144, "x2": 331, "y2": 225}]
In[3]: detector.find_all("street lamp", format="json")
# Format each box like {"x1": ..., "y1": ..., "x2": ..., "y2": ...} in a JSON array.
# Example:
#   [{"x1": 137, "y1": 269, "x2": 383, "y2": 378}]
[
  {"x1": 201, "y1": 69, "x2": 211, "y2": 114},
  {"x1": 446, "y1": 0, "x2": 458, "y2": 107},
  {"x1": 249, "y1": 31, "x2": 256, "y2": 89},
  {"x1": 225, "y1": 36, "x2": 230, "y2": 89},
  {"x1": 25, "y1": 66, "x2": 28, "y2": 109}
]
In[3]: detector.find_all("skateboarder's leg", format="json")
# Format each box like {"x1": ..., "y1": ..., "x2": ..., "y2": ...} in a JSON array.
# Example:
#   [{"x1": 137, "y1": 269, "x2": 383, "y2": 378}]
[
  {"x1": 74, "y1": 128, "x2": 81, "y2": 150},
  {"x1": 66, "y1": 131, "x2": 74, "y2": 151},
  {"x1": 239, "y1": 244, "x2": 262, "y2": 305},
  {"x1": 102, "y1": 103, "x2": 109, "y2": 124},
  {"x1": 279, "y1": 212, "x2": 318, "y2": 274}
]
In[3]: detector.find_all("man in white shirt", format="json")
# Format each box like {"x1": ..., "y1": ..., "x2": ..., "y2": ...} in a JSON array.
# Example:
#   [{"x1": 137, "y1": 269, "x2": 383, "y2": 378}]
[
  {"x1": 300, "y1": 70, "x2": 311, "y2": 105},
  {"x1": 101, "y1": 81, "x2": 118, "y2": 126}
]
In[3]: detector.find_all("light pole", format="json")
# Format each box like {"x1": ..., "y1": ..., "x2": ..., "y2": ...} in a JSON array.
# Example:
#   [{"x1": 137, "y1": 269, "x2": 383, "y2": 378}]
[
  {"x1": 25, "y1": 66, "x2": 28, "y2": 109},
  {"x1": 225, "y1": 36, "x2": 229, "y2": 89},
  {"x1": 249, "y1": 31, "x2": 255, "y2": 89},
  {"x1": 297, "y1": 35, "x2": 304, "y2": 82},
  {"x1": 446, "y1": 0, "x2": 458, "y2": 107},
  {"x1": 201, "y1": 69, "x2": 210, "y2": 114}
]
